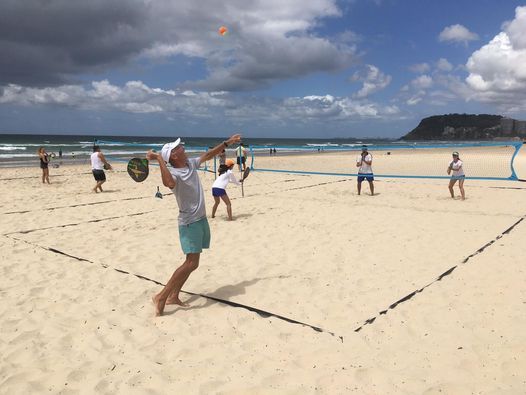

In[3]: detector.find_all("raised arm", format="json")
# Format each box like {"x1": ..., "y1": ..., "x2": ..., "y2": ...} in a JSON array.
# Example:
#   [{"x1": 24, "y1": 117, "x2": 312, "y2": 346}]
[
  {"x1": 146, "y1": 150, "x2": 176, "y2": 189},
  {"x1": 199, "y1": 134, "x2": 242, "y2": 165}
]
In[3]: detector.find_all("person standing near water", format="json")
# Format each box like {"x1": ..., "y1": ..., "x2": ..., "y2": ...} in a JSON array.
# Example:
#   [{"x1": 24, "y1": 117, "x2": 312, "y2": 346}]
[{"x1": 37, "y1": 147, "x2": 50, "y2": 184}]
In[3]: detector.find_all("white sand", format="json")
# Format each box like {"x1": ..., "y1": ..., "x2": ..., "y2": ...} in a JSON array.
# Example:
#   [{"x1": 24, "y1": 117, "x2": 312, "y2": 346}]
[{"x1": 1, "y1": 149, "x2": 525, "y2": 394}]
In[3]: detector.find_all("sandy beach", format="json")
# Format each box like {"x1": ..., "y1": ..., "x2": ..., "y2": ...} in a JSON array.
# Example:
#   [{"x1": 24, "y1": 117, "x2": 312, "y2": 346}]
[{"x1": 1, "y1": 148, "x2": 526, "y2": 394}]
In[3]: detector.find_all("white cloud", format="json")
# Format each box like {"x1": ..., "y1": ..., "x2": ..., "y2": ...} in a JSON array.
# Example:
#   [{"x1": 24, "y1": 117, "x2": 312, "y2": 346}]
[
  {"x1": 351, "y1": 65, "x2": 392, "y2": 98},
  {"x1": 406, "y1": 96, "x2": 422, "y2": 106},
  {"x1": 410, "y1": 75, "x2": 433, "y2": 89},
  {"x1": 503, "y1": 5, "x2": 526, "y2": 50},
  {"x1": 409, "y1": 63, "x2": 430, "y2": 73},
  {"x1": 0, "y1": 80, "x2": 401, "y2": 122},
  {"x1": 439, "y1": 24, "x2": 479, "y2": 45},
  {"x1": 436, "y1": 58, "x2": 453, "y2": 72},
  {"x1": 464, "y1": 6, "x2": 526, "y2": 112}
]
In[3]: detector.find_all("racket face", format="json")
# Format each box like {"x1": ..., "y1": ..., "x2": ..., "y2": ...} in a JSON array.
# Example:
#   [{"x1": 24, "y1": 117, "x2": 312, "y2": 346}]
[
  {"x1": 242, "y1": 167, "x2": 250, "y2": 180},
  {"x1": 127, "y1": 158, "x2": 149, "y2": 182}
]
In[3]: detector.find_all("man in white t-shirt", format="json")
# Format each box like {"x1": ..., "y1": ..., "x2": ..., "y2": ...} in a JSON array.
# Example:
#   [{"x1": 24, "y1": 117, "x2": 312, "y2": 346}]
[
  {"x1": 447, "y1": 151, "x2": 465, "y2": 200},
  {"x1": 356, "y1": 145, "x2": 374, "y2": 196},
  {"x1": 235, "y1": 143, "x2": 248, "y2": 171},
  {"x1": 90, "y1": 145, "x2": 112, "y2": 193},
  {"x1": 146, "y1": 133, "x2": 241, "y2": 316}
]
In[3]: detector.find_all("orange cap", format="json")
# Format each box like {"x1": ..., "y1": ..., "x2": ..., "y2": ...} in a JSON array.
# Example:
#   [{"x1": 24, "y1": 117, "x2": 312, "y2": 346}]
[{"x1": 225, "y1": 159, "x2": 235, "y2": 167}]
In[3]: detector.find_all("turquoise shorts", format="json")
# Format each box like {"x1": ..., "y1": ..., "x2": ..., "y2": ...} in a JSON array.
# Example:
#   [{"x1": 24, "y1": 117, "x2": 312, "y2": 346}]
[{"x1": 179, "y1": 217, "x2": 210, "y2": 254}]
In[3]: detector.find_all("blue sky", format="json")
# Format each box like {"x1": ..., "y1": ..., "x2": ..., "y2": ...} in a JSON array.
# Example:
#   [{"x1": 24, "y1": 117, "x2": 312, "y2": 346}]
[{"x1": 1, "y1": 0, "x2": 525, "y2": 138}]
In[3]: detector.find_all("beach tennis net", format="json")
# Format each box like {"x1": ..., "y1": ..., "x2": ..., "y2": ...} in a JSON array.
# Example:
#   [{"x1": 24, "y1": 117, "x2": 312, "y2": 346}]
[{"x1": 247, "y1": 142, "x2": 523, "y2": 181}]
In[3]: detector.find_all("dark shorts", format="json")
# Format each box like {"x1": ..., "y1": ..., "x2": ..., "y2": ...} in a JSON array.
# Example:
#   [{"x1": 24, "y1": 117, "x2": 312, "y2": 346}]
[
  {"x1": 236, "y1": 157, "x2": 246, "y2": 165},
  {"x1": 212, "y1": 187, "x2": 226, "y2": 197},
  {"x1": 92, "y1": 169, "x2": 106, "y2": 181},
  {"x1": 40, "y1": 163, "x2": 48, "y2": 169},
  {"x1": 358, "y1": 174, "x2": 374, "y2": 182}
]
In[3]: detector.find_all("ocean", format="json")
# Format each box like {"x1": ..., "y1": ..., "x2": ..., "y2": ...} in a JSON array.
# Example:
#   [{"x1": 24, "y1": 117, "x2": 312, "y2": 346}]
[
  {"x1": 0, "y1": 133, "x2": 398, "y2": 167},
  {"x1": 1, "y1": 133, "x2": 516, "y2": 169}
]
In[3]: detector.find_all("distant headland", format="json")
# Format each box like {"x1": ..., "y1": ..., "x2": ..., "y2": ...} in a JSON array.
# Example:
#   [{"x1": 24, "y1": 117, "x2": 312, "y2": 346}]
[{"x1": 401, "y1": 114, "x2": 526, "y2": 141}]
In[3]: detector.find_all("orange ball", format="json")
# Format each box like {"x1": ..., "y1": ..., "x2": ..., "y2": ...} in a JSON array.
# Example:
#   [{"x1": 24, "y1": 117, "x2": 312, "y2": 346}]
[{"x1": 218, "y1": 26, "x2": 228, "y2": 36}]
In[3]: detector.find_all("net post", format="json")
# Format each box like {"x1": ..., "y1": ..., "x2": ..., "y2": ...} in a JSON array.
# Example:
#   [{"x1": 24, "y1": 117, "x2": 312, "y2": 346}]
[{"x1": 509, "y1": 142, "x2": 522, "y2": 180}]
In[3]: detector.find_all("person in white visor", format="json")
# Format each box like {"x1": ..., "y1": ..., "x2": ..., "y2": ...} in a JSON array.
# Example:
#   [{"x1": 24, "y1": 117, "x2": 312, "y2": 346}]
[{"x1": 147, "y1": 133, "x2": 241, "y2": 316}]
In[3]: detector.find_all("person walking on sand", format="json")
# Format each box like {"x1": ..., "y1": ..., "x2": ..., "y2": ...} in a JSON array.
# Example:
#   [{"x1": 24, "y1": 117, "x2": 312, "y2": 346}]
[
  {"x1": 211, "y1": 159, "x2": 242, "y2": 221},
  {"x1": 37, "y1": 147, "x2": 50, "y2": 184},
  {"x1": 235, "y1": 143, "x2": 248, "y2": 171},
  {"x1": 447, "y1": 151, "x2": 465, "y2": 200},
  {"x1": 147, "y1": 133, "x2": 242, "y2": 316},
  {"x1": 90, "y1": 145, "x2": 112, "y2": 193},
  {"x1": 219, "y1": 149, "x2": 226, "y2": 165},
  {"x1": 356, "y1": 145, "x2": 374, "y2": 196}
]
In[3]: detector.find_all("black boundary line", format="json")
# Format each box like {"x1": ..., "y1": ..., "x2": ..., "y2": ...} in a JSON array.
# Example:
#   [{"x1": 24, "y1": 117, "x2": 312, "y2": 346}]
[
  {"x1": 1, "y1": 176, "x2": 344, "y2": 215},
  {"x1": 353, "y1": 215, "x2": 525, "y2": 332},
  {"x1": 3, "y1": 211, "x2": 154, "y2": 236},
  {"x1": 1, "y1": 193, "x2": 174, "y2": 215},
  {"x1": 0, "y1": 170, "x2": 129, "y2": 182},
  {"x1": 4, "y1": 234, "x2": 344, "y2": 342},
  {"x1": 2, "y1": 178, "x2": 349, "y2": 236}
]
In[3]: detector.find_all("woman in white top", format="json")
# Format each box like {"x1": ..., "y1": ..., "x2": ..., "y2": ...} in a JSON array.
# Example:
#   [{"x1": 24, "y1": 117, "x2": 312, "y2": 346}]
[
  {"x1": 447, "y1": 151, "x2": 465, "y2": 200},
  {"x1": 211, "y1": 159, "x2": 242, "y2": 220}
]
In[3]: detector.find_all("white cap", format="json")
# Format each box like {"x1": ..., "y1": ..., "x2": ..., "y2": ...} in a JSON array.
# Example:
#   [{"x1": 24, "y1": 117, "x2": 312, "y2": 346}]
[{"x1": 161, "y1": 138, "x2": 181, "y2": 162}]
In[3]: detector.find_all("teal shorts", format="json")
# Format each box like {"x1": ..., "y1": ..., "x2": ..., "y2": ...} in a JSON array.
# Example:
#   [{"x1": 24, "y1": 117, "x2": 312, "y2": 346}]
[{"x1": 179, "y1": 217, "x2": 210, "y2": 254}]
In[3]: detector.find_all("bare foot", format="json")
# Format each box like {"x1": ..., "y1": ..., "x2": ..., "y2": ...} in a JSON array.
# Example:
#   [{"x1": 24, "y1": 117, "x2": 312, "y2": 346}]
[
  {"x1": 166, "y1": 296, "x2": 188, "y2": 306},
  {"x1": 152, "y1": 294, "x2": 167, "y2": 316}
]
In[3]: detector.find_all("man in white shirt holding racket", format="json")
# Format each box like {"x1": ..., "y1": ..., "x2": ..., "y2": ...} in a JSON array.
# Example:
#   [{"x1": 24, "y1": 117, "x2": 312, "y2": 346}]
[{"x1": 356, "y1": 145, "x2": 375, "y2": 196}]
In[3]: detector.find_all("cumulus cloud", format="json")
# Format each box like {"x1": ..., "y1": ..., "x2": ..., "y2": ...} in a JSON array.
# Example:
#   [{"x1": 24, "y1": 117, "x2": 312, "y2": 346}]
[
  {"x1": 410, "y1": 75, "x2": 433, "y2": 89},
  {"x1": 0, "y1": 0, "x2": 357, "y2": 91},
  {"x1": 0, "y1": 80, "x2": 401, "y2": 122},
  {"x1": 439, "y1": 24, "x2": 479, "y2": 45},
  {"x1": 436, "y1": 58, "x2": 453, "y2": 72},
  {"x1": 503, "y1": 5, "x2": 526, "y2": 50},
  {"x1": 464, "y1": 6, "x2": 526, "y2": 111},
  {"x1": 351, "y1": 65, "x2": 392, "y2": 98},
  {"x1": 408, "y1": 63, "x2": 430, "y2": 73}
]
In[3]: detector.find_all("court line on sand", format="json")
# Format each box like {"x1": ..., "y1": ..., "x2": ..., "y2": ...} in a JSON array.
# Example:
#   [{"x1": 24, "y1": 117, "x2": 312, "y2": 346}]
[
  {"x1": 6, "y1": 214, "x2": 524, "y2": 341},
  {"x1": 353, "y1": 215, "x2": 525, "y2": 332},
  {"x1": 4, "y1": 235, "x2": 345, "y2": 343}
]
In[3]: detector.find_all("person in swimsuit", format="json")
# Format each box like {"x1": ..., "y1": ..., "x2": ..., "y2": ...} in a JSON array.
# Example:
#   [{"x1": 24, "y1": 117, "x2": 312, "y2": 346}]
[{"x1": 37, "y1": 147, "x2": 50, "y2": 184}]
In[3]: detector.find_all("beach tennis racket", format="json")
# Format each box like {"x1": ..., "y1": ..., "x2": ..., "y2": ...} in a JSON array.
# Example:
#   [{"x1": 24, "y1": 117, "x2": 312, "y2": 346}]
[
  {"x1": 241, "y1": 167, "x2": 251, "y2": 181},
  {"x1": 127, "y1": 158, "x2": 149, "y2": 182}
]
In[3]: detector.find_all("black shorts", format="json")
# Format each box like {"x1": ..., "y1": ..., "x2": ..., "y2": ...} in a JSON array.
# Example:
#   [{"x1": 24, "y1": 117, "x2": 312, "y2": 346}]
[
  {"x1": 40, "y1": 163, "x2": 48, "y2": 169},
  {"x1": 92, "y1": 169, "x2": 106, "y2": 181},
  {"x1": 236, "y1": 157, "x2": 246, "y2": 165}
]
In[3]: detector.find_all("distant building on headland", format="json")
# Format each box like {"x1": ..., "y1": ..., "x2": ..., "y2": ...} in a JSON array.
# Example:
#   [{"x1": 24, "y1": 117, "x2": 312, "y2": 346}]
[{"x1": 501, "y1": 117, "x2": 526, "y2": 136}]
